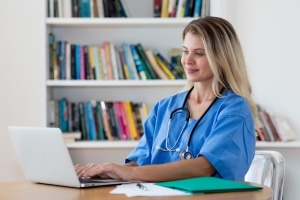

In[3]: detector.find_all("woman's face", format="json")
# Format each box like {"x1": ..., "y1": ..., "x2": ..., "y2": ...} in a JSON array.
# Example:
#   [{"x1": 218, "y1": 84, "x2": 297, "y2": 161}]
[{"x1": 181, "y1": 32, "x2": 213, "y2": 84}]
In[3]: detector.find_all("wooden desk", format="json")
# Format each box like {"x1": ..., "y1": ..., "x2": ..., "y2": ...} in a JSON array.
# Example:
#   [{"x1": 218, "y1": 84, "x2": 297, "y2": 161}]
[{"x1": 0, "y1": 182, "x2": 273, "y2": 200}]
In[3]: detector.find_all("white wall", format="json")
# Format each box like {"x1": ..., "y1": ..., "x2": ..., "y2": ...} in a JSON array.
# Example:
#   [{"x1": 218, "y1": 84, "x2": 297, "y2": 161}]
[
  {"x1": 211, "y1": 0, "x2": 300, "y2": 137},
  {"x1": 0, "y1": 0, "x2": 45, "y2": 181}
]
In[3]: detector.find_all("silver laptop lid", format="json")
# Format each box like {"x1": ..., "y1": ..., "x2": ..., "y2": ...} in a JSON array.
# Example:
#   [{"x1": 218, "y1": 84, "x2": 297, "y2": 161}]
[{"x1": 8, "y1": 126, "x2": 81, "y2": 188}]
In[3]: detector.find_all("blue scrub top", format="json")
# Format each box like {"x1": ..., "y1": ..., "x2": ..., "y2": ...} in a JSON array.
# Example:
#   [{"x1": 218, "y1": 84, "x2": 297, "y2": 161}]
[{"x1": 125, "y1": 89, "x2": 256, "y2": 181}]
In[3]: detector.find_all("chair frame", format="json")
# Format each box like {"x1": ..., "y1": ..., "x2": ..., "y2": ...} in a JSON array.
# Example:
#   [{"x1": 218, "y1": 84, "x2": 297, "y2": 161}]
[{"x1": 245, "y1": 150, "x2": 285, "y2": 200}]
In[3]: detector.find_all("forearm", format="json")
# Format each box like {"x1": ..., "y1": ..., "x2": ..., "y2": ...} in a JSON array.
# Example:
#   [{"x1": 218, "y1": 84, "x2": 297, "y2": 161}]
[{"x1": 130, "y1": 156, "x2": 215, "y2": 182}]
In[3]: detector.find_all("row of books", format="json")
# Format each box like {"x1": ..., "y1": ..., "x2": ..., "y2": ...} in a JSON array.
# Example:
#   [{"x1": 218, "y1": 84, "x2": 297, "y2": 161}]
[
  {"x1": 256, "y1": 105, "x2": 296, "y2": 142},
  {"x1": 49, "y1": 33, "x2": 184, "y2": 80},
  {"x1": 47, "y1": 0, "x2": 209, "y2": 18},
  {"x1": 48, "y1": 0, "x2": 127, "y2": 18},
  {"x1": 49, "y1": 99, "x2": 149, "y2": 141},
  {"x1": 154, "y1": 0, "x2": 209, "y2": 18}
]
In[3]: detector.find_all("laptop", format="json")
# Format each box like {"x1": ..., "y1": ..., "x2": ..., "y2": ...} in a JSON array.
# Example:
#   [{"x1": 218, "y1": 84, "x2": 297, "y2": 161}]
[{"x1": 8, "y1": 126, "x2": 129, "y2": 188}]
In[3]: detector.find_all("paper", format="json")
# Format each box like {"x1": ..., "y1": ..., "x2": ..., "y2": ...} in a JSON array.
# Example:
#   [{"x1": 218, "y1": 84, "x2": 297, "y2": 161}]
[{"x1": 110, "y1": 183, "x2": 191, "y2": 197}]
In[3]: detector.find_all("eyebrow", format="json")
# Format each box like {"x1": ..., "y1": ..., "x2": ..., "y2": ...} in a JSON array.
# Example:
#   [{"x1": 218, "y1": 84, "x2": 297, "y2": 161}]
[{"x1": 182, "y1": 46, "x2": 205, "y2": 51}]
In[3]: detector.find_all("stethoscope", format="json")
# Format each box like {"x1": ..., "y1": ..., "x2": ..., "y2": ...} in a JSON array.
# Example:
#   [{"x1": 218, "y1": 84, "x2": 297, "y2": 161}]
[{"x1": 156, "y1": 86, "x2": 221, "y2": 160}]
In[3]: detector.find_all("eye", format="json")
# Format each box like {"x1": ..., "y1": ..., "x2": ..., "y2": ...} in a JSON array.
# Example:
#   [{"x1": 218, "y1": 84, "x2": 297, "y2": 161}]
[
  {"x1": 196, "y1": 52, "x2": 205, "y2": 56},
  {"x1": 182, "y1": 50, "x2": 188, "y2": 55}
]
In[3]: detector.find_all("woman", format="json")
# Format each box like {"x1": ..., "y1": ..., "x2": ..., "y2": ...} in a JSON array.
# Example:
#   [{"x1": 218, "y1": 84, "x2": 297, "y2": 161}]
[{"x1": 75, "y1": 16, "x2": 260, "y2": 182}]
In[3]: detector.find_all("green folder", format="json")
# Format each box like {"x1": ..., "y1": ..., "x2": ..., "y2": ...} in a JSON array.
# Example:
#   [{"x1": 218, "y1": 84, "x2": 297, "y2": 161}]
[{"x1": 155, "y1": 177, "x2": 263, "y2": 194}]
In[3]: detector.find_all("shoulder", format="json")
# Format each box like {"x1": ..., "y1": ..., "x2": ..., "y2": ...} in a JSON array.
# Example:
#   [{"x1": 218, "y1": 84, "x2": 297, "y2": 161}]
[{"x1": 218, "y1": 90, "x2": 252, "y2": 118}]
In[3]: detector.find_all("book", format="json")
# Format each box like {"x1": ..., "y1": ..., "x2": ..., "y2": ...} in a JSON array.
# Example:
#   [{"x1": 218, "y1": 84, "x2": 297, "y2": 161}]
[
  {"x1": 135, "y1": 43, "x2": 159, "y2": 79},
  {"x1": 106, "y1": 101, "x2": 121, "y2": 139},
  {"x1": 96, "y1": 0, "x2": 104, "y2": 17},
  {"x1": 83, "y1": 45, "x2": 91, "y2": 79},
  {"x1": 79, "y1": 0, "x2": 91, "y2": 17},
  {"x1": 259, "y1": 110, "x2": 275, "y2": 141},
  {"x1": 85, "y1": 101, "x2": 97, "y2": 140},
  {"x1": 123, "y1": 101, "x2": 139, "y2": 140},
  {"x1": 168, "y1": 0, "x2": 177, "y2": 17},
  {"x1": 58, "y1": 98, "x2": 68, "y2": 132},
  {"x1": 48, "y1": 33, "x2": 55, "y2": 79},
  {"x1": 267, "y1": 110, "x2": 296, "y2": 142},
  {"x1": 130, "y1": 44, "x2": 148, "y2": 80},
  {"x1": 154, "y1": 53, "x2": 176, "y2": 80},
  {"x1": 261, "y1": 110, "x2": 281, "y2": 142},
  {"x1": 100, "y1": 101, "x2": 114, "y2": 140},
  {"x1": 88, "y1": 46, "x2": 96, "y2": 80},
  {"x1": 93, "y1": 47, "x2": 100, "y2": 80},
  {"x1": 62, "y1": 131, "x2": 82, "y2": 143},
  {"x1": 121, "y1": 43, "x2": 139, "y2": 80},
  {"x1": 62, "y1": 0, "x2": 72, "y2": 18},
  {"x1": 161, "y1": 0, "x2": 169, "y2": 18},
  {"x1": 154, "y1": 50, "x2": 181, "y2": 79},
  {"x1": 114, "y1": 45, "x2": 125, "y2": 80},
  {"x1": 103, "y1": 41, "x2": 114, "y2": 79},
  {"x1": 153, "y1": 0, "x2": 162, "y2": 17},
  {"x1": 118, "y1": 46, "x2": 130, "y2": 79},
  {"x1": 113, "y1": 101, "x2": 127, "y2": 140},
  {"x1": 193, "y1": 0, "x2": 202, "y2": 17},
  {"x1": 100, "y1": 46, "x2": 108, "y2": 79},
  {"x1": 94, "y1": 101, "x2": 106, "y2": 140},
  {"x1": 78, "y1": 102, "x2": 88, "y2": 140},
  {"x1": 110, "y1": 43, "x2": 120, "y2": 80},
  {"x1": 145, "y1": 49, "x2": 169, "y2": 80}
]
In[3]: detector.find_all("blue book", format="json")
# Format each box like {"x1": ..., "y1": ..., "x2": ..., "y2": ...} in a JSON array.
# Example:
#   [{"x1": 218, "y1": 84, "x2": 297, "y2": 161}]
[
  {"x1": 130, "y1": 44, "x2": 147, "y2": 80},
  {"x1": 79, "y1": 0, "x2": 91, "y2": 17},
  {"x1": 193, "y1": 0, "x2": 202, "y2": 17},
  {"x1": 85, "y1": 101, "x2": 96, "y2": 140},
  {"x1": 121, "y1": 43, "x2": 138, "y2": 80},
  {"x1": 58, "y1": 98, "x2": 68, "y2": 132},
  {"x1": 75, "y1": 45, "x2": 81, "y2": 80}
]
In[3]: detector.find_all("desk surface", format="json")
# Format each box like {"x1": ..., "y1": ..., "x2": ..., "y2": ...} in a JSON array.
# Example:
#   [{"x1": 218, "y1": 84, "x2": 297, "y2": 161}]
[{"x1": 0, "y1": 182, "x2": 273, "y2": 200}]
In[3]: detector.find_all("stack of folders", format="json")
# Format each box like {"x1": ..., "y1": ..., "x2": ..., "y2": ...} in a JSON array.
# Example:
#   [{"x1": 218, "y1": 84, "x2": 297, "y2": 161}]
[{"x1": 156, "y1": 176, "x2": 263, "y2": 193}]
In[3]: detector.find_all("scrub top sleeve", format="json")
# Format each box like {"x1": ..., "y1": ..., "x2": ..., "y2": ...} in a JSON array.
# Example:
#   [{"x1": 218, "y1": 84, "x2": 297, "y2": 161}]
[{"x1": 199, "y1": 115, "x2": 256, "y2": 181}]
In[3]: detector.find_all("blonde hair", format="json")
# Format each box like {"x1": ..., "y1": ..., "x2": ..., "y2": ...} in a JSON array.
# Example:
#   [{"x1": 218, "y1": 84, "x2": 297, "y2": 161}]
[{"x1": 182, "y1": 16, "x2": 261, "y2": 129}]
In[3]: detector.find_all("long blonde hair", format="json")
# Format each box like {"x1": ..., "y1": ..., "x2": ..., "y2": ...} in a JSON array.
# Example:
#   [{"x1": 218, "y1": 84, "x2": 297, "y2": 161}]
[{"x1": 182, "y1": 16, "x2": 261, "y2": 129}]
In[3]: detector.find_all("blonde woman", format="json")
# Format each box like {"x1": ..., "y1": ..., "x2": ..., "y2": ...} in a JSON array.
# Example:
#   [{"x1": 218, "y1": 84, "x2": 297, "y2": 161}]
[{"x1": 75, "y1": 16, "x2": 260, "y2": 182}]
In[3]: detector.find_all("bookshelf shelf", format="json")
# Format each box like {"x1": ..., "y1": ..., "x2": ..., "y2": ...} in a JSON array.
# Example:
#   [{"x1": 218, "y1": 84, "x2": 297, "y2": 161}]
[
  {"x1": 46, "y1": 18, "x2": 197, "y2": 27},
  {"x1": 66, "y1": 140, "x2": 138, "y2": 149},
  {"x1": 256, "y1": 140, "x2": 300, "y2": 148},
  {"x1": 46, "y1": 80, "x2": 186, "y2": 87}
]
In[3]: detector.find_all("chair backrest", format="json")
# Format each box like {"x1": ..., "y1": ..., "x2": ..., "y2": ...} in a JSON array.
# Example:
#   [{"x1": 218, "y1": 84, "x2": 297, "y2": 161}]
[{"x1": 245, "y1": 150, "x2": 285, "y2": 200}]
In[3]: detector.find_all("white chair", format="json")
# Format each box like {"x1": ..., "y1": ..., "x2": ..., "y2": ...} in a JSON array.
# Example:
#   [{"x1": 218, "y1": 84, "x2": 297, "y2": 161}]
[{"x1": 245, "y1": 150, "x2": 285, "y2": 200}]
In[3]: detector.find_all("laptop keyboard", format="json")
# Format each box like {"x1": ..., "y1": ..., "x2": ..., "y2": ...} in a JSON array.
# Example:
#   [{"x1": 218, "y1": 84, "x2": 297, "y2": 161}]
[{"x1": 79, "y1": 177, "x2": 124, "y2": 183}]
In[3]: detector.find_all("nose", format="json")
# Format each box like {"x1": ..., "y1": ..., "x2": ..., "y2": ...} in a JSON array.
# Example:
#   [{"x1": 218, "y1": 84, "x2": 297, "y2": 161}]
[{"x1": 182, "y1": 53, "x2": 194, "y2": 65}]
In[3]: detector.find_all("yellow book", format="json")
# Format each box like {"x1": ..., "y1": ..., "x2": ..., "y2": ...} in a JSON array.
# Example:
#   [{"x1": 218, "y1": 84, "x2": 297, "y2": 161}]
[
  {"x1": 161, "y1": 0, "x2": 170, "y2": 18},
  {"x1": 88, "y1": 46, "x2": 96, "y2": 80},
  {"x1": 145, "y1": 49, "x2": 169, "y2": 80},
  {"x1": 155, "y1": 55, "x2": 176, "y2": 80},
  {"x1": 123, "y1": 101, "x2": 139, "y2": 140}
]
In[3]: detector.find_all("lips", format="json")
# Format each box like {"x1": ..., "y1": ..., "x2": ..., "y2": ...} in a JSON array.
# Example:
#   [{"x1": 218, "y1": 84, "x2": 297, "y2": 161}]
[{"x1": 186, "y1": 69, "x2": 199, "y2": 73}]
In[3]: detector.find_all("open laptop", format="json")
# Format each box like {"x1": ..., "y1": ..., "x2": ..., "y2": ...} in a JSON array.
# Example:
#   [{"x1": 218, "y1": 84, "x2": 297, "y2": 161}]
[{"x1": 8, "y1": 126, "x2": 129, "y2": 188}]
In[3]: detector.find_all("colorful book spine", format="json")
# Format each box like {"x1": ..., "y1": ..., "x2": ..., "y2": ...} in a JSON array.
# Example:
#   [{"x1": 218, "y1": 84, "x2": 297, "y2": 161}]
[
  {"x1": 130, "y1": 44, "x2": 147, "y2": 80},
  {"x1": 135, "y1": 43, "x2": 159, "y2": 79},
  {"x1": 103, "y1": 41, "x2": 114, "y2": 80},
  {"x1": 85, "y1": 101, "x2": 97, "y2": 140},
  {"x1": 80, "y1": 46, "x2": 85, "y2": 80},
  {"x1": 121, "y1": 42, "x2": 138, "y2": 80}
]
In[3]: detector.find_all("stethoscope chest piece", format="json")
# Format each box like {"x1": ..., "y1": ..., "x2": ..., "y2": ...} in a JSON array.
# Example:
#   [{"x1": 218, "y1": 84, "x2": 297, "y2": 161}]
[{"x1": 180, "y1": 149, "x2": 193, "y2": 160}]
